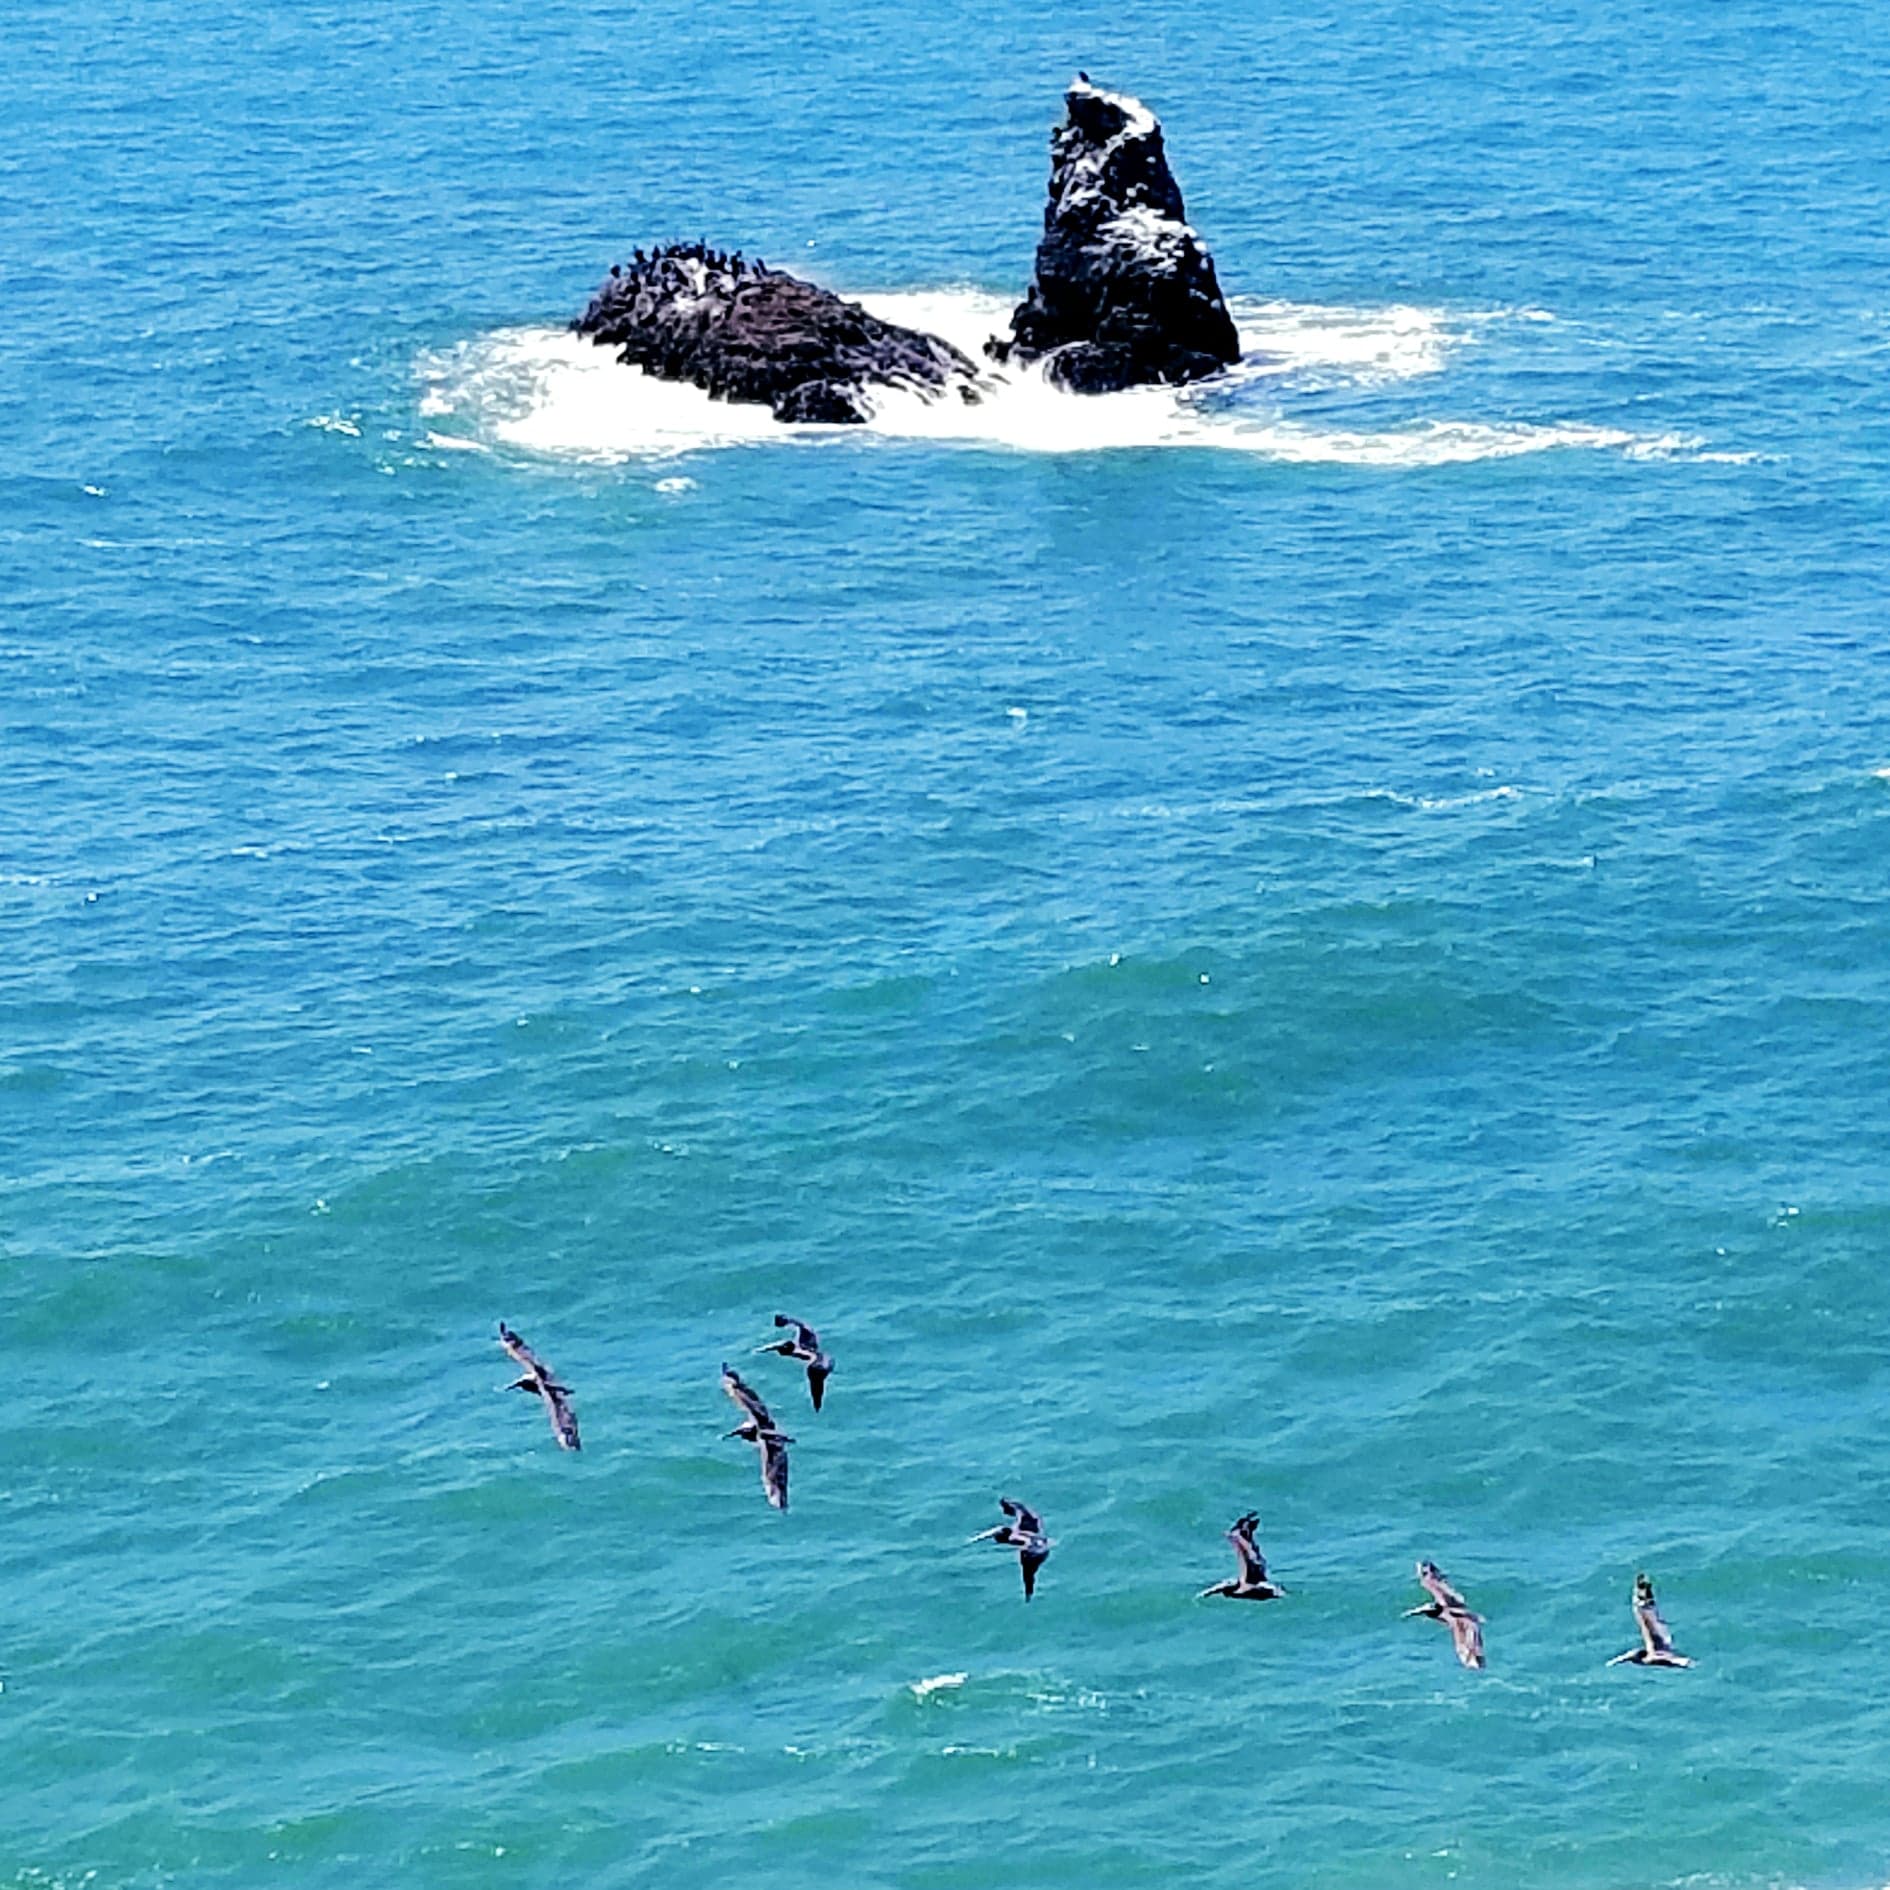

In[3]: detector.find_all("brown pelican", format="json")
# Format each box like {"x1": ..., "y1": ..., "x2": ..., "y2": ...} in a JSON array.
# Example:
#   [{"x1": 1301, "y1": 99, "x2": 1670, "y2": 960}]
[
  {"x1": 1199, "y1": 1511, "x2": 1286, "y2": 1600},
  {"x1": 968, "y1": 1497, "x2": 1052, "y2": 1600},
  {"x1": 753, "y1": 1314, "x2": 833, "y2": 1412},
  {"x1": 1607, "y1": 1572, "x2": 1694, "y2": 1668},
  {"x1": 720, "y1": 1363, "x2": 793, "y2": 1510},
  {"x1": 1403, "y1": 1559, "x2": 1485, "y2": 1669},
  {"x1": 497, "y1": 1321, "x2": 580, "y2": 1451}
]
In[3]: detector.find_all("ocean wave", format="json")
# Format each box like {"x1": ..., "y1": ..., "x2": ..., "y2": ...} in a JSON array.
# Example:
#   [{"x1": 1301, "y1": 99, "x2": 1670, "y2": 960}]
[
  {"x1": 908, "y1": 1671, "x2": 969, "y2": 1698},
  {"x1": 413, "y1": 288, "x2": 1708, "y2": 468}
]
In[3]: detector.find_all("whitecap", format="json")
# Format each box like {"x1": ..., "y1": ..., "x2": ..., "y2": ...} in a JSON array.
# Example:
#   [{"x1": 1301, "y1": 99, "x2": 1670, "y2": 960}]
[
  {"x1": 1356, "y1": 784, "x2": 1524, "y2": 811},
  {"x1": 417, "y1": 328, "x2": 784, "y2": 461},
  {"x1": 909, "y1": 1671, "x2": 968, "y2": 1698},
  {"x1": 1413, "y1": 784, "x2": 1523, "y2": 811},
  {"x1": 1225, "y1": 294, "x2": 1455, "y2": 384}
]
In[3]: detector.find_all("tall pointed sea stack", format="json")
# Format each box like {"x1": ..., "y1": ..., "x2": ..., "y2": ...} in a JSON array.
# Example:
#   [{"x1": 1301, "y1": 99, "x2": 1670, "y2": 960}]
[{"x1": 993, "y1": 78, "x2": 1241, "y2": 393}]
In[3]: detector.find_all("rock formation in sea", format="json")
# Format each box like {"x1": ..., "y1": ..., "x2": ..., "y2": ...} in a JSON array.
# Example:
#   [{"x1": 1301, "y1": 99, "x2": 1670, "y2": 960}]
[
  {"x1": 990, "y1": 77, "x2": 1241, "y2": 393},
  {"x1": 570, "y1": 81, "x2": 1240, "y2": 420},
  {"x1": 572, "y1": 243, "x2": 982, "y2": 424}
]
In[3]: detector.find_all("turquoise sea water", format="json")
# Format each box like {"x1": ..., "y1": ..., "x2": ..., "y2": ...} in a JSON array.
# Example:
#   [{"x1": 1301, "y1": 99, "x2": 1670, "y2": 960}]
[{"x1": 5, "y1": 1, "x2": 1890, "y2": 1884}]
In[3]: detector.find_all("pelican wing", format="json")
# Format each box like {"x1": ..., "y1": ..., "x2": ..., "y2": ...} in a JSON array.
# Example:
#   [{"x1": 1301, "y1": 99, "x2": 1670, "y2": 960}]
[
  {"x1": 498, "y1": 1321, "x2": 554, "y2": 1381},
  {"x1": 774, "y1": 1313, "x2": 820, "y2": 1353},
  {"x1": 1001, "y1": 1497, "x2": 1044, "y2": 1534},
  {"x1": 721, "y1": 1364, "x2": 776, "y2": 1431},
  {"x1": 1019, "y1": 1541, "x2": 1049, "y2": 1600},
  {"x1": 1418, "y1": 1561, "x2": 1471, "y2": 1614},
  {"x1": 1636, "y1": 1588, "x2": 1678, "y2": 1658},
  {"x1": 539, "y1": 1380, "x2": 581, "y2": 1451},
  {"x1": 1228, "y1": 1515, "x2": 1267, "y2": 1585},
  {"x1": 1446, "y1": 1608, "x2": 1485, "y2": 1670},
  {"x1": 759, "y1": 1434, "x2": 790, "y2": 1510}
]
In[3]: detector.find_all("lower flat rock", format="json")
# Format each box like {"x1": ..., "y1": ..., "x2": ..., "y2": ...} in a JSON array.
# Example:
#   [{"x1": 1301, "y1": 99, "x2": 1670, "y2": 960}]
[{"x1": 574, "y1": 244, "x2": 982, "y2": 424}]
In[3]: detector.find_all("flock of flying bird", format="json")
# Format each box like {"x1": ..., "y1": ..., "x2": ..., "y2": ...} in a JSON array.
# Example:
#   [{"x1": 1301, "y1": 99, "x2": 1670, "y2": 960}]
[{"x1": 495, "y1": 1317, "x2": 1695, "y2": 1673}]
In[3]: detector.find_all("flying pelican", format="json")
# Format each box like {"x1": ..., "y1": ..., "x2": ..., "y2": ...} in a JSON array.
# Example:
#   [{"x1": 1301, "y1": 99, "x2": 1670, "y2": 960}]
[
  {"x1": 1199, "y1": 1511, "x2": 1286, "y2": 1600},
  {"x1": 969, "y1": 1497, "x2": 1053, "y2": 1600},
  {"x1": 753, "y1": 1313, "x2": 834, "y2": 1412},
  {"x1": 1403, "y1": 1559, "x2": 1485, "y2": 1669},
  {"x1": 720, "y1": 1363, "x2": 793, "y2": 1510},
  {"x1": 497, "y1": 1321, "x2": 580, "y2": 1451},
  {"x1": 1607, "y1": 1572, "x2": 1694, "y2": 1668}
]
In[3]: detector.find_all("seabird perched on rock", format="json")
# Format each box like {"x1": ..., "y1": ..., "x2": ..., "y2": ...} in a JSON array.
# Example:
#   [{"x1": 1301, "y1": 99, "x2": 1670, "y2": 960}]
[
  {"x1": 1199, "y1": 1511, "x2": 1286, "y2": 1600},
  {"x1": 968, "y1": 1497, "x2": 1053, "y2": 1600},
  {"x1": 720, "y1": 1363, "x2": 793, "y2": 1510},
  {"x1": 1403, "y1": 1559, "x2": 1485, "y2": 1669},
  {"x1": 497, "y1": 1321, "x2": 580, "y2": 1451},
  {"x1": 753, "y1": 1314, "x2": 833, "y2": 1412},
  {"x1": 1607, "y1": 1572, "x2": 1694, "y2": 1668}
]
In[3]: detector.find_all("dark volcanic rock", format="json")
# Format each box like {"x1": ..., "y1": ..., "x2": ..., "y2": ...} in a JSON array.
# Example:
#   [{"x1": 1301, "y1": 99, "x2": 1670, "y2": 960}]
[
  {"x1": 993, "y1": 78, "x2": 1240, "y2": 394},
  {"x1": 573, "y1": 243, "x2": 981, "y2": 424}
]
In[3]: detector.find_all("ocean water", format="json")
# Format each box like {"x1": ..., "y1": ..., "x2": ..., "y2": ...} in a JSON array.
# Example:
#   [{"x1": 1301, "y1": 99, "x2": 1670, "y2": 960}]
[{"x1": 4, "y1": 0, "x2": 1889, "y2": 1884}]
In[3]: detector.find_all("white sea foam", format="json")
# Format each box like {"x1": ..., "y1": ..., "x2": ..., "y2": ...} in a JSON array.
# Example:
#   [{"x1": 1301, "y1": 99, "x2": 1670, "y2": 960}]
[
  {"x1": 909, "y1": 1671, "x2": 969, "y2": 1698},
  {"x1": 1412, "y1": 784, "x2": 1523, "y2": 811},
  {"x1": 1228, "y1": 295, "x2": 1454, "y2": 385},
  {"x1": 414, "y1": 288, "x2": 1709, "y2": 469}
]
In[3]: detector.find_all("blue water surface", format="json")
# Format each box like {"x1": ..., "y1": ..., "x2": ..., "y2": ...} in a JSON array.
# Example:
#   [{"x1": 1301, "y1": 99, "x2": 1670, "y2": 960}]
[{"x1": 4, "y1": 2, "x2": 1889, "y2": 1886}]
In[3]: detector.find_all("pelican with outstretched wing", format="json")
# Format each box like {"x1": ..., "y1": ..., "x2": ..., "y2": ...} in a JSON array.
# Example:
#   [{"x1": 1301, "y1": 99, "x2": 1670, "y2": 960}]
[
  {"x1": 1403, "y1": 1559, "x2": 1485, "y2": 1669},
  {"x1": 754, "y1": 1313, "x2": 834, "y2": 1412},
  {"x1": 497, "y1": 1321, "x2": 580, "y2": 1451},
  {"x1": 1607, "y1": 1572, "x2": 1694, "y2": 1669},
  {"x1": 1200, "y1": 1511, "x2": 1286, "y2": 1600},
  {"x1": 969, "y1": 1496, "x2": 1053, "y2": 1600},
  {"x1": 720, "y1": 1363, "x2": 794, "y2": 1510}
]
